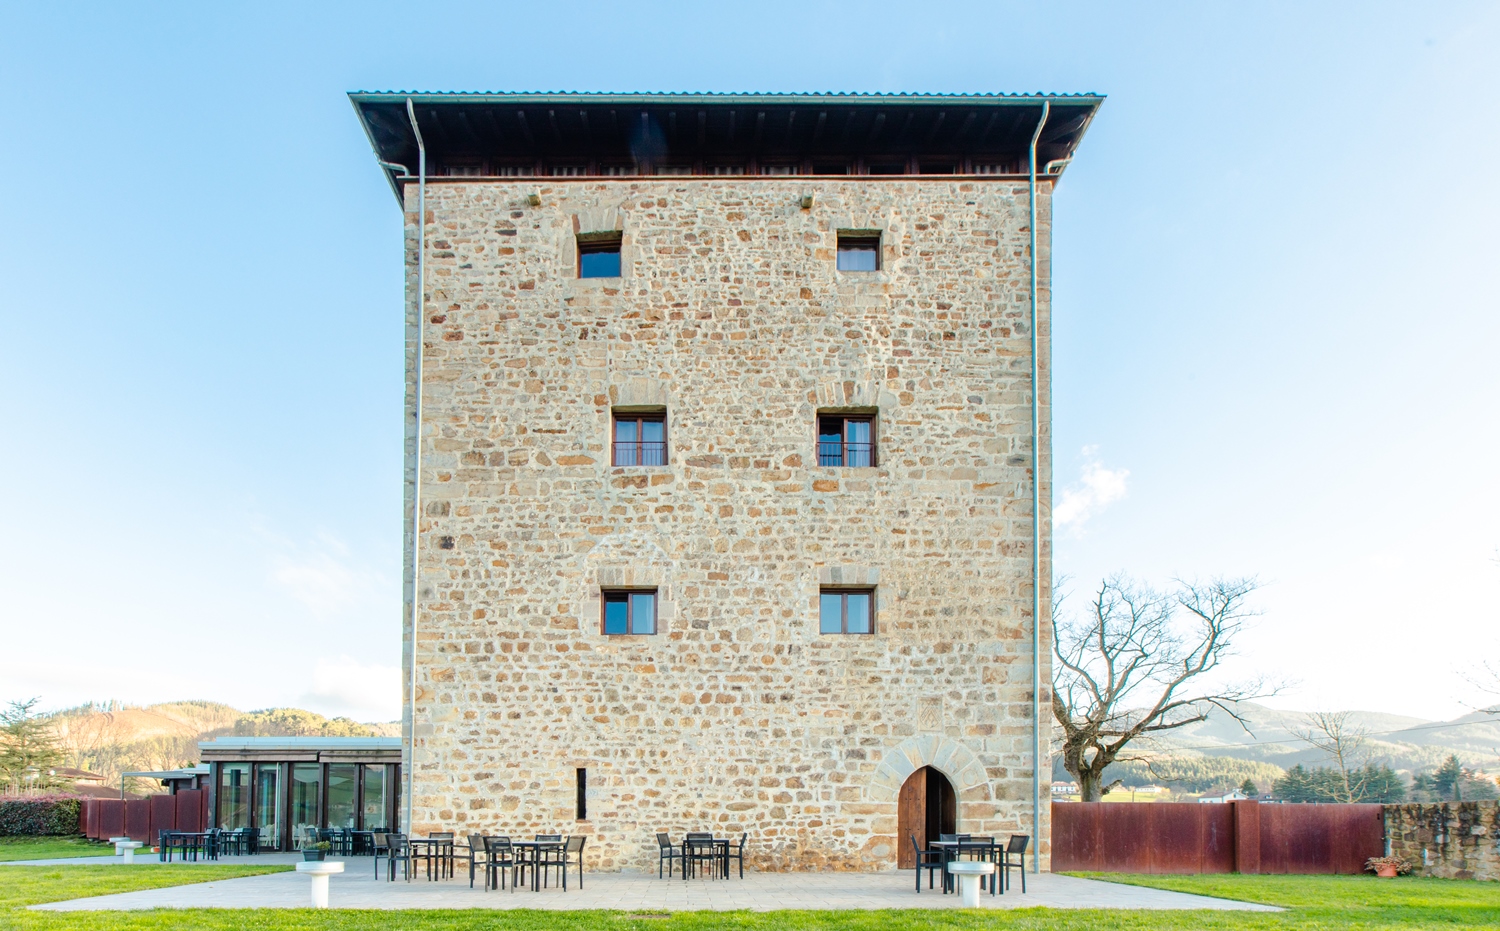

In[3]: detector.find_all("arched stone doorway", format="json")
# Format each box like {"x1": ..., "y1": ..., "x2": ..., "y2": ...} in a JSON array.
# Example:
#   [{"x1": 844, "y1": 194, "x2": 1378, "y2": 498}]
[{"x1": 896, "y1": 766, "x2": 957, "y2": 869}]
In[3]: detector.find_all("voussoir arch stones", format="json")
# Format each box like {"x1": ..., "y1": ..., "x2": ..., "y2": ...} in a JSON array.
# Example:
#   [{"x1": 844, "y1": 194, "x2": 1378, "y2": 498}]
[{"x1": 869, "y1": 736, "x2": 991, "y2": 802}]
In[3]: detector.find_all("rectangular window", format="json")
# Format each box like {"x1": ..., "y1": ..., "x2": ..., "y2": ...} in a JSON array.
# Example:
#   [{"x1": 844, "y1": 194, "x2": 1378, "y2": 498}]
[
  {"x1": 868, "y1": 162, "x2": 906, "y2": 175},
  {"x1": 820, "y1": 589, "x2": 874, "y2": 635},
  {"x1": 598, "y1": 164, "x2": 634, "y2": 176},
  {"x1": 818, "y1": 414, "x2": 875, "y2": 467},
  {"x1": 551, "y1": 164, "x2": 587, "y2": 176},
  {"x1": 613, "y1": 412, "x2": 667, "y2": 466},
  {"x1": 445, "y1": 164, "x2": 483, "y2": 177},
  {"x1": 919, "y1": 161, "x2": 956, "y2": 175},
  {"x1": 812, "y1": 162, "x2": 848, "y2": 175},
  {"x1": 759, "y1": 164, "x2": 798, "y2": 176},
  {"x1": 655, "y1": 164, "x2": 693, "y2": 176},
  {"x1": 494, "y1": 164, "x2": 535, "y2": 177},
  {"x1": 836, "y1": 233, "x2": 881, "y2": 272},
  {"x1": 362, "y1": 764, "x2": 387, "y2": 831},
  {"x1": 576, "y1": 768, "x2": 587, "y2": 820},
  {"x1": 326, "y1": 763, "x2": 357, "y2": 830},
  {"x1": 602, "y1": 590, "x2": 657, "y2": 635},
  {"x1": 710, "y1": 165, "x2": 745, "y2": 175},
  {"x1": 578, "y1": 233, "x2": 623, "y2": 279},
  {"x1": 218, "y1": 763, "x2": 249, "y2": 830}
]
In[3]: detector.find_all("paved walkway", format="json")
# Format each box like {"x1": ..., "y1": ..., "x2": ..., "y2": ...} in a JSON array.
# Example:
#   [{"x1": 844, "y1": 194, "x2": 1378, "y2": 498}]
[{"x1": 26, "y1": 857, "x2": 1279, "y2": 912}]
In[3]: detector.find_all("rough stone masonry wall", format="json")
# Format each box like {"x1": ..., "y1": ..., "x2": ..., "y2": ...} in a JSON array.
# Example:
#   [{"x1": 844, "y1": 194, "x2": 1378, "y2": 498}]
[
  {"x1": 1387, "y1": 802, "x2": 1500, "y2": 880},
  {"x1": 399, "y1": 177, "x2": 1054, "y2": 872}
]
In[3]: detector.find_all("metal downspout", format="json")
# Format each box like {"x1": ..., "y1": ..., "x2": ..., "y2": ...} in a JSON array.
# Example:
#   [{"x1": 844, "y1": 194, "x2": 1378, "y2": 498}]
[
  {"x1": 1028, "y1": 99, "x2": 1050, "y2": 875},
  {"x1": 404, "y1": 98, "x2": 425, "y2": 838}
]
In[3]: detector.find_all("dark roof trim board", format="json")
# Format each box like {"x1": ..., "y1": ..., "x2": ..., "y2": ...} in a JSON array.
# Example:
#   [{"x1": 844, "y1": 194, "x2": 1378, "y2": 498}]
[{"x1": 349, "y1": 91, "x2": 1104, "y2": 204}]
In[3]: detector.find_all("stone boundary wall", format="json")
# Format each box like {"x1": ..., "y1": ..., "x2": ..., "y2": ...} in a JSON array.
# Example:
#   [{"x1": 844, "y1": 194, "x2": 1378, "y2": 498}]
[{"x1": 1386, "y1": 801, "x2": 1500, "y2": 880}]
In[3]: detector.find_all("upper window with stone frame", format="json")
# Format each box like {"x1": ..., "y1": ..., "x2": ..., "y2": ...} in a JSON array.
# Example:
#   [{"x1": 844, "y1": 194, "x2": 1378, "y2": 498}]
[
  {"x1": 602, "y1": 589, "x2": 657, "y2": 635},
  {"x1": 612, "y1": 410, "x2": 667, "y2": 467},
  {"x1": 820, "y1": 588, "x2": 874, "y2": 635},
  {"x1": 836, "y1": 231, "x2": 881, "y2": 272},
  {"x1": 578, "y1": 232, "x2": 623, "y2": 279},
  {"x1": 817, "y1": 413, "x2": 875, "y2": 467}
]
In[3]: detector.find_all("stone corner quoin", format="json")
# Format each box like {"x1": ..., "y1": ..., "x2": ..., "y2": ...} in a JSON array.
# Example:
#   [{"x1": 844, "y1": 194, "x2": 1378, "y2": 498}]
[{"x1": 400, "y1": 175, "x2": 1058, "y2": 873}]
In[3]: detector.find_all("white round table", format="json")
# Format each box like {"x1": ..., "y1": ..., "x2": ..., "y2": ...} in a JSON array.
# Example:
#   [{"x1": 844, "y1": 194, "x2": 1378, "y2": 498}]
[
  {"x1": 295, "y1": 860, "x2": 344, "y2": 908},
  {"x1": 946, "y1": 861, "x2": 995, "y2": 907},
  {"x1": 111, "y1": 839, "x2": 143, "y2": 863}
]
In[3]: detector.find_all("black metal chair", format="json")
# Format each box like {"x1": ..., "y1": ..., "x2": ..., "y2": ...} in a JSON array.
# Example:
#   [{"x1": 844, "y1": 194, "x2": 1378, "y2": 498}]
[
  {"x1": 533, "y1": 836, "x2": 568, "y2": 889},
  {"x1": 458, "y1": 834, "x2": 487, "y2": 888},
  {"x1": 723, "y1": 832, "x2": 748, "y2": 879},
  {"x1": 1001, "y1": 834, "x2": 1029, "y2": 894},
  {"x1": 484, "y1": 836, "x2": 516, "y2": 892},
  {"x1": 683, "y1": 833, "x2": 719, "y2": 880},
  {"x1": 656, "y1": 832, "x2": 683, "y2": 879},
  {"x1": 370, "y1": 833, "x2": 388, "y2": 877},
  {"x1": 385, "y1": 834, "x2": 415, "y2": 882},
  {"x1": 560, "y1": 835, "x2": 586, "y2": 890},
  {"x1": 911, "y1": 833, "x2": 947, "y2": 893}
]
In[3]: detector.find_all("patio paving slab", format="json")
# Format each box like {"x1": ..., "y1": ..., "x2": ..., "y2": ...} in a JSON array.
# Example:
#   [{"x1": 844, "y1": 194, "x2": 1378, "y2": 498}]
[{"x1": 29, "y1": 860, "x2": 1280, "y2": 912}]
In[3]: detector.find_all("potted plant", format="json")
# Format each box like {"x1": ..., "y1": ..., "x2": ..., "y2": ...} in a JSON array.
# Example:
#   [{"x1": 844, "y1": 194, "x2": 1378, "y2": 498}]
[
  {"x1": 1365, "y1": 856, "x2": 1411, "y2": 878},
  {"x1": 303, "y1": 841, "x2": 332, "y2": 862}
]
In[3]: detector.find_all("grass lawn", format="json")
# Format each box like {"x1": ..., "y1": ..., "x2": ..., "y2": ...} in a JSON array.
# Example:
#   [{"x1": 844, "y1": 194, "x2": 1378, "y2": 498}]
[
  {"x1": 0, "y1": 867, "x2": 1494, "y2": 931},
  {"x1": 0, "y1": 838, "x2": 116, "y2": 863}
]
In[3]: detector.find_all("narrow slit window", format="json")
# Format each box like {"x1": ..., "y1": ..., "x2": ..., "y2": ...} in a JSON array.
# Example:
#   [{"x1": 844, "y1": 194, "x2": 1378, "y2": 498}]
[
  {"x1": 602, "y1": 590, "x2": 657, "y2": 635},
  {"x1": 817, "y1": 414, "x2": 875, "y2": 467},
  {"x1": 575, "y1": 768, "x2": 587, "y2": 820},
  {"x1": 820, "y1": 589, "x2": 874, "y2": 635},
  {"x1": 837, "y1": 233, "x2": 881, "y2": 272},
  {"x1": 578, "y1": 233, "x2": 623, "y2": 279},
  {"x1": 612, "y1": 412, "x2": 667, "y2": 466}
]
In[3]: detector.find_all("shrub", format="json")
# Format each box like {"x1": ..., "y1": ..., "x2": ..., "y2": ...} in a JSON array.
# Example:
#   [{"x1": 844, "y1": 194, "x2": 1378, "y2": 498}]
[{"x1": 0, "y1": 795, "x2": 82, "y2": 836}]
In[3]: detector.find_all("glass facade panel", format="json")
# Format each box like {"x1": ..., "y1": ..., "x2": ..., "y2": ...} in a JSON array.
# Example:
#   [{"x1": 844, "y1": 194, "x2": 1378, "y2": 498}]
[
  {"x1": 254, "y1": 764, "x2": 280, "y2": 850},
  {"x1": 290, "y1": 763, "x2": 321, "y2": 849},
  {"x1": 218, "y1": 763, "x2": 249, "y2": 830},
  {"x1": 363, "y1": 765, "x2": 388, "y2": 830},
  {"x1": 820, "y1": 593, "x2": 843, "y2": 634},
  {"x1": 846, "y1": 593, "x2": 872, "y2": 634},
  {"x1": 327, "y1": 764, "x2": 357, "y2": 829}
]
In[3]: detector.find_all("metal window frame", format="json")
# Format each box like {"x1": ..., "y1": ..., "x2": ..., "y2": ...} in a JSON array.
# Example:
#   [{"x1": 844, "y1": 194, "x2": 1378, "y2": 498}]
[
  {"x1": 601, "y1": 588, "x2": 659, "y2": 636},
  {"x1": 817, "y1": 413, "x2": 877, "y2": 467},
  {"x1": 819, "y1": 588, "x2": 876, "y2": 635},
  {"x1": 578, "y1": 232, "x2": 624, "y2": 278},
  {"x1": 612, "y1": 411, "x2": 669, "y2": 466},
  {"x1": 835, "y1": 232, "x2": 882, "y2": 271}
]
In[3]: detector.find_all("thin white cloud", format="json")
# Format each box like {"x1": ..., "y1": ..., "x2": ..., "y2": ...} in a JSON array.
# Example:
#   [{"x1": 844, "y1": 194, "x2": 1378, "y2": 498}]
[
  {"x1": 265, "y1": 530, "x2": 386, "y2": 617},
  {"x1": 299, "y1": 656, "x2": 401, "y2": 722},
  {"x1": 1056, "y1": 446, "x2": 1129, "y2": 530}
]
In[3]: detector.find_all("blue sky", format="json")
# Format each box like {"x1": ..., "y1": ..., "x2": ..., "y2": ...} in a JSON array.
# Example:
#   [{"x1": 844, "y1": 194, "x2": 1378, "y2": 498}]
[{"x1": 2, "y1": 2, "x2": 1496, "y2": 723}]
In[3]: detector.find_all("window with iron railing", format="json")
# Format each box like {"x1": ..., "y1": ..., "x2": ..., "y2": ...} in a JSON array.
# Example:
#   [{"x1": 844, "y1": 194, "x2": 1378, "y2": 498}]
[
  {"x1": 613, "y1": 413, "x2": 668, "y2": 466},
  {"x1": 817, "y1": 415, "x2": 875, "y2": 467}
]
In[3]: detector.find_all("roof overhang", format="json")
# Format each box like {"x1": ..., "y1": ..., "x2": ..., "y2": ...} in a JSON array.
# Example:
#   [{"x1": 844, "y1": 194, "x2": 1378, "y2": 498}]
[{"x1": 348, "y1": 91, "x2": 1105, "y2": 204}]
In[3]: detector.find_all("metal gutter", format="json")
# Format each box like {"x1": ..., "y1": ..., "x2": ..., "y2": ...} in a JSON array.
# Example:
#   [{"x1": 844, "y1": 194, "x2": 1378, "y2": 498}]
[
  {"x1": 1027, "y1": 99, "x2": 1050, "y2": 875},
  {"x1": 405, "y1": 96, "x2": 426, "y2": 839},
  {"x1": 349, "y1": 91, "x2": 1105, "y2": 107}
]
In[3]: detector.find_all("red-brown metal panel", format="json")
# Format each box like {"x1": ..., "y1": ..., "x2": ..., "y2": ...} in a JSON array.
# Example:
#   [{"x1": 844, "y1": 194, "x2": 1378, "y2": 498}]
[
  {"x1": 80, "y1": 799, "x2": 96, "y2": 839},
  {"x1": 98, "y1": 799, "x2": 124, "y2": 839},
  {"x1": 1108, "y1": 803, "x2": 1157, "y2": 872},
  {"x1": 124, "y1": 800, "x2": 150, "y2": 842},
  {"x1": 175, "y1": 789, "x2": 204, "y2": 833},
  {"x1": 149, "y1": 794, "x2": 176, "y2": 844}
]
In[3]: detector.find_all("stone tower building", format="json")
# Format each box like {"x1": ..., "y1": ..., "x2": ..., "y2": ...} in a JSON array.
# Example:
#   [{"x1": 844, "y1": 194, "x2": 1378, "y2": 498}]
[{"x1": 351, "y1": 91, "x2": 1101, "y2": 872}]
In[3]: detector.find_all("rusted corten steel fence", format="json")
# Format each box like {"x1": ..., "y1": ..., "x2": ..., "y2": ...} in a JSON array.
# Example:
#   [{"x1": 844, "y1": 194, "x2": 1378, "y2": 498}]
[
  {"x1": 79, "y1": 790, "x2": 206, "y2": 843},
  {"x1": 1052, "y1": 801, "x2": 1384, "y2": 874}
]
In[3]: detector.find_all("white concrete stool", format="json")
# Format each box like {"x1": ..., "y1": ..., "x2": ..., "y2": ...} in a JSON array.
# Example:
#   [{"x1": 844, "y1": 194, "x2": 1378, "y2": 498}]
[
  {"x1": 946, "y1": 861, "x2": 995, "y2": 908},
  {"x1": 296, "y1": 861, "x2": 344, "y2": 908},
  {"x1": 111, "y1": 839, "x2": 144, "y2": 863}
]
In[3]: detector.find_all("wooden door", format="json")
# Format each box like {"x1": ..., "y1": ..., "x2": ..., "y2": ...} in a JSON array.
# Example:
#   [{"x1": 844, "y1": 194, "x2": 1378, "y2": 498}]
[{"x1": 897, "y1": 767, "x2": 928, "y2": 869}]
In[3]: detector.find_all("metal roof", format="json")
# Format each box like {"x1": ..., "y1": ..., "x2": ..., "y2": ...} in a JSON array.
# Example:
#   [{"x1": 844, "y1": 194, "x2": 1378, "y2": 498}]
[
  {"x1": 198, "y1": 737, "x2": 401, "y2": 752},
  {"x1": 349, "y1": 90, "x2": 1104, "y2": 203}
]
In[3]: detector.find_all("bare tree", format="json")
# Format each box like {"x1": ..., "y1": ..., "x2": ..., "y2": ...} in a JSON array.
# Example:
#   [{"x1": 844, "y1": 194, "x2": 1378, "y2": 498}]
[
  {"x1": 1296, "y1": 710, "x2": 1371, "y2": 803},
  {"x1": 1052, "y1": 574, "x2": 1271, "y2": 802}
]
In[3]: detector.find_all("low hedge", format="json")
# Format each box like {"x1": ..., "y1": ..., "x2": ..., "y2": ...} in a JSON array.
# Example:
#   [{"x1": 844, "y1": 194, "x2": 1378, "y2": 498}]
[{"x1": 0, "y1": 796, "x2": 82, "y2": 836}]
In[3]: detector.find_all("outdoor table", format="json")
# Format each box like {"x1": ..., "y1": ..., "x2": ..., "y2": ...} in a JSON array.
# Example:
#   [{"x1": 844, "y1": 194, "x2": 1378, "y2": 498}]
[
  {"x1": 112, "y1": 840, "x2": 143, "y2": 863},
  {"x1": 296, "y1": 860, "x2": 344, "y2": 908},
  {"x1": 162, "y1": 832, "x2": 215, "y2": 863},
  {"x1": 350, "y1": 831, "x2": 376, "y2": 855},
  {"x1": 511, "y1": 840, "x2": 564, "y2": 891},
  {"x1": 946, "y1": 861, "x2": 995, "y2": 908},
  {"x1": 928, "y1": 841, "x2": 998, "y2": 894},
  {"x1": 408, "y1": 837, "x2": 455, "y2": 880}
]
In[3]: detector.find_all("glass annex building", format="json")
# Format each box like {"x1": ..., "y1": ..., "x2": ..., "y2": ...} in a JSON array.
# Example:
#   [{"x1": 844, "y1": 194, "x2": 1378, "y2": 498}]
[{"x1": 201, "y1": 737, "x2": 401, "y2": 850}]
